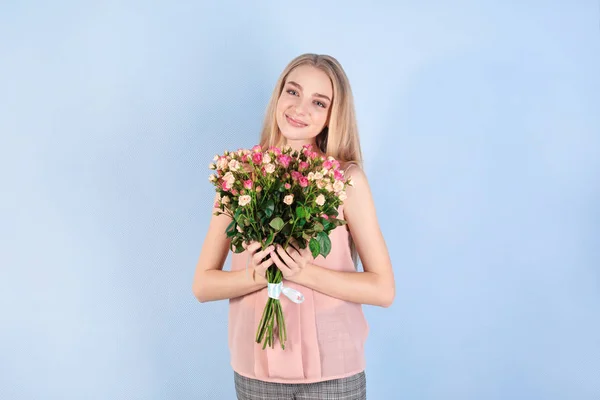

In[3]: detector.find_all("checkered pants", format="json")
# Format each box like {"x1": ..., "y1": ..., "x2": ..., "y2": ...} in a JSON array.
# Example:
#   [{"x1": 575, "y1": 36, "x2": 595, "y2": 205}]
[{"x1": 234, "y1": 371, "x2": 367, "y2": 400}]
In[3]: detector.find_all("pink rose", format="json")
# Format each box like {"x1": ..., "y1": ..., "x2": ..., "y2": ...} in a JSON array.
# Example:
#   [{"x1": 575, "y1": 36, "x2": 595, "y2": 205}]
[
  {"x1": 231, "y1": 188, "x2": 239, "y2": 196},
  {"x1": 284, "y1": 183, "x2": 291, "y2": 189},
  {"x1": 334, "y1": 170, "x2": 343, "y2": 180},
  {"x1": 278, "y1": 154, "x2": 292, "y2": 168},
  {"x1": 291, "y1": 171, "x2": 302, "y2": 180},
  {"x1": 269, "y1": 147, "x2": 281, "y2": 155},
  {"x1": 323, "y1": 160, "x2": 332, "y2": 169},
  {"x1": 252, "y1": 145, "x2": 262, "y2": 153},
  {"x1": 221, "y1": 180, "x2": 230, "y2": 191},
  {"x1": 243, "y1": 180, "x2": 253, "y2": 189},
  {"x1": 299, "y1": 177, "x2": 309, "y2": 187},
  {"x1": 321, "y1": 214, "x2": 329, "y2": 219},
  {"x1": 252, "y1": 152, "x2": 263, "y2": 164},
  {"x1": 299, "y1": 161, "x2": 309, "y2": 170},
  {"x1": 256, "y1": 186, "x2": 262, "y2": 192}
]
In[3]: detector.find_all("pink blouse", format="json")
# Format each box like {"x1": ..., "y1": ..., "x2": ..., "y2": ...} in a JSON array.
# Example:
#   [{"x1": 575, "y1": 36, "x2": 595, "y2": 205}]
[{"x1": 227, "y1": 206, "x2": 369, "y2": 384}]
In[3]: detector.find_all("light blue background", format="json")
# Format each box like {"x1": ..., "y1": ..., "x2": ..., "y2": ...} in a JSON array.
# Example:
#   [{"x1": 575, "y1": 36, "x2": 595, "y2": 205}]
[{"x1": 2, "y1": 1, "x2": 599, "y2": 399}]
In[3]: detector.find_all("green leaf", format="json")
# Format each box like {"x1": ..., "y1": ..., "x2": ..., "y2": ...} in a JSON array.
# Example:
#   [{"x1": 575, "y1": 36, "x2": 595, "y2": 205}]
[
  {"x1": 265, "y1": 231, "x2": 275, "y2": 247},
  {"x1": 309, "y1": 238, "x2": 320, "y2": 258},
  {"x1": 226, "y1": 220, "x2": 236, "y2": 237},
  {"x1": 297, "y1": 218, "x2": 307, "y2": 228},
  {"x1": 281, "y1": 223, "x2": 292, "y2": 236},
  {"x1": 269, "y1": 217, "x2": 285, "y2": 231},
  {"x1": 264, "y1": 199, "x2": 275, "y2": 218},
  {"x1": 313, "y1": 222, "x2": 324, "y2": 232},
  {"x1": 317, "y1": 231, "x2": 332, "y2": 258},
  {"x1": 296, "y1": 206, "x2": 306, "y2": 219}
]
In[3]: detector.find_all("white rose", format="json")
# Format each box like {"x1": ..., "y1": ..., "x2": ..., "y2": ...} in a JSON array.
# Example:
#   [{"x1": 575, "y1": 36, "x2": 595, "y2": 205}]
[
  {"x1": 223, "y1": 172, "x2": 235, "y2": 186},
  {"x1": 315, "y1": 194, "x2": 325, "y2": 206},
  {"x1": 213, "y1": 155, "x2": 219, "y2": 161},
  {"x1": 217, "y1": 158, "x2": 228, "y2": 170},
  {"x1": 265, "y1": 163, "x2": 276, "y2": 174},
  {"x1": 239, "y1": 195, "x2": 252, "y2": 206},
  {"x1": 228, "y1": 159, "x2": 240, "y2": 171},
  {"x1": 326, "y1": 183, "x2": 333, "y2": 192},
  {"x1": 283, "y1": 194, "x2": 294, "y2": 205},
  {"x1": 338, "y1": 191, "x2": 347, "y2": 201},
  {"x1": 333, "y1": 180, "x2": 344, "y2": 193},
  {"x1": 308, "y1": 172, "x2": 315, "y2": 180},
  {"x1": 314, "y1": 172, "x2": 323, "y2": 180},
  {"x1": 317, "y1": 180, "x2": 326, "y2": 189},
  {"x1": 263, "y1": 153, "x2": 272, "y2": 164}
]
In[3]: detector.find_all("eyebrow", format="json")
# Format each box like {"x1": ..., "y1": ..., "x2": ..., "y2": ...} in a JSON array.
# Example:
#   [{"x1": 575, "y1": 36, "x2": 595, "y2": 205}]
[{"x1": 286, "y1": 81, "x2": 331, "y2": 102}]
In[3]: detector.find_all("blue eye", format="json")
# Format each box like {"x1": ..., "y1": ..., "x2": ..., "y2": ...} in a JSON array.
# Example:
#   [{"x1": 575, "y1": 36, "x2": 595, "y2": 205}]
[{"x1": 287, "y1": 89, "x2": 298, "y2": 96}]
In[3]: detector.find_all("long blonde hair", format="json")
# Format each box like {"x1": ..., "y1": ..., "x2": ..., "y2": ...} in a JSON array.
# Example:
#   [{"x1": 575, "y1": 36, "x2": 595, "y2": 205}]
[{"x1": 259, "y1": 53, "x2": 363, "y2": 268}]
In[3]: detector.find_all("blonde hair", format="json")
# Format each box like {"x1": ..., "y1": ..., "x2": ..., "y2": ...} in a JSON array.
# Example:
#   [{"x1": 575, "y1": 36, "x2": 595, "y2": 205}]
[{"x1": 259, "y1": 53, "x2": 363, "y2": 268}]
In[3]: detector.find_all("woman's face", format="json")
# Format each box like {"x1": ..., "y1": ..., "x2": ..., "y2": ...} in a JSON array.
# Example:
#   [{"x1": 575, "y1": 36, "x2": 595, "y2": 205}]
[{"x1": 276, "y1": 65, "x2": 333, "y2": 149}]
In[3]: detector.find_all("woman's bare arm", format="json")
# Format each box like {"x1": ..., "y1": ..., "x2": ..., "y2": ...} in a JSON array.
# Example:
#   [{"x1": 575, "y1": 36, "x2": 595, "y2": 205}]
[
  {"x1": 287, "y1": 166, "x2": 396, "y2": 307},
  {"x1": 192, "y1": 194, "x2": 268, "y2": 303}
]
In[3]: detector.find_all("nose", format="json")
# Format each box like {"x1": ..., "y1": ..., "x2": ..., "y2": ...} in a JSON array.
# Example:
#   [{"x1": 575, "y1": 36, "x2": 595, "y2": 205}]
[{"x1": 294, "y1": 99, "x2": 309, "y2": 116}]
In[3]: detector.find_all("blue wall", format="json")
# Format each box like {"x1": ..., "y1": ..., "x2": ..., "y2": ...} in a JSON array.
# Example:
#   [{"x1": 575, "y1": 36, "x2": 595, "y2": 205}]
[{"x1": 2, "y1": 1, "x2": 599, "y2": 398}]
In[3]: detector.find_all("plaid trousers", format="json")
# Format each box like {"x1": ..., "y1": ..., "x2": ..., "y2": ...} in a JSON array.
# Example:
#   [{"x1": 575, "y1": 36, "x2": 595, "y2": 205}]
[{"x1": 234, "y1": 371, "x2": 367, "y2": 400}]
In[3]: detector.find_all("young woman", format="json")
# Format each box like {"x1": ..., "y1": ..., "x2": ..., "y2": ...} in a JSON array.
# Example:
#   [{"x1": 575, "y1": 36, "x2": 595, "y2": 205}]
[{"x1": 192, "y1": 53, "x2": 395, "y2": 400}]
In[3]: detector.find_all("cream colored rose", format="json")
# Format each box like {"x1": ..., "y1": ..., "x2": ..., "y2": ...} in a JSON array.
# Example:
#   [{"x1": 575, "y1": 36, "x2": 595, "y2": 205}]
[
  {"x1": 217, "y1": 158, "x2": 228, "y2": 170},
  {"x1": 209, "y1": 174, "x2": 217, "y2": 182},
  {"x1": 263, "y1": 153, "x2": 272, "y2": 164},
  {"x1": 223, "y1": 172, "x2": 235, "y2": 186},
  {"x1": 308, "y1": 172, "x2": 315, "y2": 180},
  {"x1": 213, "y1": 154, "x2": 219, "y2": 161},
  {"x1": 209, "y1": 163, "x2": 216, "y2": 170},
  {"x1": 239, "y1": 195, "x2": 251, "y2": 206},
  {"x1": 314, "y1": 171, "x2": 323, "y2": 180},
  {"x1": 317, "y1": 179, "x2": 326, "y2": 189},
  {"x1": 333, "y1": 180, "x2": 344, "y2": 192},
  {"x1": 222, "y1": 195, "x2": 231, "y2": 204},
  {"x1": 338, "y1": 191, "x2": 347, "y2": 201},
  {"x1": 265, "y1": 163, "x2": 276, "y2": 174},
  {"x1": 283, "y1": 194, "x2": 294, "y2": 205},
  {"x1": 315, "y1": 194, "x2": 325, "y2": 206},
  {"x1": 326, "y1": 183, "x2": 333, "y2": 192},
  {"x1": 228, "y1": 159, "x2": 240, "y2": 171}
]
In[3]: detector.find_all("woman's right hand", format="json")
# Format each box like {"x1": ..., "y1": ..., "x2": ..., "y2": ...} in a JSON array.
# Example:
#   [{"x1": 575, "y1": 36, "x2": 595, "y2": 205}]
[{"x1": 242, "y1": 241, "x2": 275, "y2": 285}]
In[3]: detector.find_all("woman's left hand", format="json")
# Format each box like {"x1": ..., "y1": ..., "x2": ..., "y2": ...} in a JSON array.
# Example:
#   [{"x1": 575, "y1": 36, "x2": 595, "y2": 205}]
[{"x1": 270, "y1": 240, "x2": 313, "y2": 282}]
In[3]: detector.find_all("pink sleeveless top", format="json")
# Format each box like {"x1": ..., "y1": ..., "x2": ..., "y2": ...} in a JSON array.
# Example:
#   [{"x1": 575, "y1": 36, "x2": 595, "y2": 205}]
[{"x1": 227, "y1": 206, "x2": 369, "y2": 384}]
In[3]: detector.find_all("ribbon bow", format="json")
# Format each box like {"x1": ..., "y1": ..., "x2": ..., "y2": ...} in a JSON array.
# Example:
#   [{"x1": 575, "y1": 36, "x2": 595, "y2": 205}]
[{"x1": 267, "y1": 282, "x2": 305, "y2": 304}]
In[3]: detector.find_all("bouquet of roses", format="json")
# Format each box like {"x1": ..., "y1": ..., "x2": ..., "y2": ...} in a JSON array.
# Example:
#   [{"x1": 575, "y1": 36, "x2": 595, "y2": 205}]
[{"x1": 208, "y1": 144, "x2": 353, "y2": 350}]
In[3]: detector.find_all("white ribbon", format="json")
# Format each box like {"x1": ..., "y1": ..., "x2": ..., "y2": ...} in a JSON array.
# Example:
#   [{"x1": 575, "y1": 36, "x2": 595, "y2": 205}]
[{"x1": 267, "y1": 282, "x2": 305, "y2": 304}]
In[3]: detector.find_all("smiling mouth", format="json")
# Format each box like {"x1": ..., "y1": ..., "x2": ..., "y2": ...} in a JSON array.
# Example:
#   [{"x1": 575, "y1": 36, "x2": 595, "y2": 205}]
[{"x1": 285, "y1": 114, "x2": 308, "y2": 127}]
